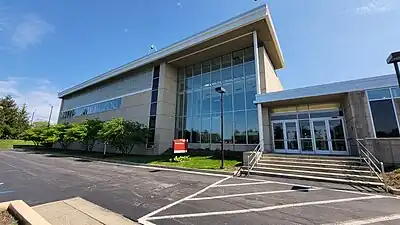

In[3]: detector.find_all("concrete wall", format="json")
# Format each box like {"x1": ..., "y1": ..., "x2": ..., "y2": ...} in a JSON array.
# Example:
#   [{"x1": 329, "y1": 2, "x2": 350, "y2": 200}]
[
  {"x1": 342, "y1": 91, "x2": 375, "y2": 156},
  {"x1": 365, "y1": 138, "x2": 400, "y2": 168},
  {"x1": 261, "y1": 106, "x2": 273, "y2": 153},
  {"x1": 258, "y1": 46, "x2": 283, "y2": 94},
  {"x1": 153, "y1": 63, "x2": 178, "y2": 154}
]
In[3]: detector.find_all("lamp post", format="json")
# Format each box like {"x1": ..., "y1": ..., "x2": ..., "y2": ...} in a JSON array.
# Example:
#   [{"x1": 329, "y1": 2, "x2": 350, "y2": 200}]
[
  {"x1": 215, "y1": 86, "x2": 226, "y2": 169},
  {"x1": 387, "y1": 51, "x2": 400, "y2": 86},
  {"x1": 30, "y1": 109, "x2": 37, "y2": 125},
  {"x1": 47, "y1": 104, "x2": 53, "y2": 127}
]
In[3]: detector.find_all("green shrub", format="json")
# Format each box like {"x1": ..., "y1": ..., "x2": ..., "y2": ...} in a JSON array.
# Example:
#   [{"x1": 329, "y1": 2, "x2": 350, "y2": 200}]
[{"x1": 170, "y1": 155, "x2": 190, "y2": 162}]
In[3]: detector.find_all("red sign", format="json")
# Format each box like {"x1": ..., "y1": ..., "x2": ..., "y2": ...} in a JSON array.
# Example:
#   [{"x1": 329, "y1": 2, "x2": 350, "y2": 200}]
[{"x1": 173, "y1": 139, "x2": 188, "y2": 153}]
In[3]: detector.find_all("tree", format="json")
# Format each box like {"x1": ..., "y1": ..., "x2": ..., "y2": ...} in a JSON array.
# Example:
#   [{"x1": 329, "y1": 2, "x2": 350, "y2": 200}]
[
  {"x1": 99, "y1": 117, "x2": 148, "y2": 155},
  {"x1": 66, "y1": 119, "x2": 103, "y2": 151},
  {"x1": 0, "y1": 95, "x2": 30, "y2": 139},
  {"x1": 53, "y1": 123, "x2": 73, "y2": 149}
]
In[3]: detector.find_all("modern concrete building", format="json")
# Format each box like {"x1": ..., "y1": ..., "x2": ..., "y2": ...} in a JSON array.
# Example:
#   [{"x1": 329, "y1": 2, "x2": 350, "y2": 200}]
[{"x1": 57, "y1": 5, "x2": 400, "y2": 166}]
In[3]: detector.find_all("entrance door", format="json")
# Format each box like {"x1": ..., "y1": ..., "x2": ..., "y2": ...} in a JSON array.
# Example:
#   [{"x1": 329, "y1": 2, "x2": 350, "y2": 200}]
[
  {"x1": 272, "y1": 120, "x2": 299, "y2": 154},
  {"x1": 312, "y1": 120, "x2": 330, "y2": 154}
]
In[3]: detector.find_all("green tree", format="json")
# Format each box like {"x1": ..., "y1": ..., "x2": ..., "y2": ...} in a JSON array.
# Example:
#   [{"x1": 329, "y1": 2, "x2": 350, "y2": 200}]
[
  {"x1": 99, "y1": 117, "x2": 148, "y2": 155},
  {"x1": 22, "y1": 124, "x2": 58, "y2": 147},
  {"x1": 77, "y1": 119, "x2": 103, "y2": 151},
  {"x1": 0, "y1": 95, "x2": 30, "y2": 139},
  {"x1": 53, "y1": 123, "x2": 73, "y2": 149}
]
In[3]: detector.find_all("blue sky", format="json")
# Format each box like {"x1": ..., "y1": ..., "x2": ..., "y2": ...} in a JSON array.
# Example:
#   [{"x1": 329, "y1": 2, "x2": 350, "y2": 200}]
[{"x1": 0, "y1": 0, "x2": 399, "y2": 122}]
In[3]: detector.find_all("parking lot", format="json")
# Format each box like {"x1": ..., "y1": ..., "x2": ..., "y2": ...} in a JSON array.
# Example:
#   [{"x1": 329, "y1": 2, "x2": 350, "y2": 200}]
[{"x1": 1, "y1": 150, "x2": 400, "y2": 225}]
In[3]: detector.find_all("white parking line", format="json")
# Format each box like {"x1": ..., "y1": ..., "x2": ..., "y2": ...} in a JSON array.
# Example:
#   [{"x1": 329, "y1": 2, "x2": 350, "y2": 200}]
[
  {"x1": 0, "y1": 183, "x2": 3, "y2": 186},
  {"x1": 147, "y1": 195, "x2": 388, "y2": 221},
  {"x1": 214, "y1": 181, "x2": 273, "y2": 187},
  {"x1": 323, "y1": 213, "x2": 400, "y2": 225},
  {"x1": 138, "y1": 176, "x2": 230, "y2": 225},
  {"x1": 187, "y1": 188, "x2": 322, "y2": 201}
]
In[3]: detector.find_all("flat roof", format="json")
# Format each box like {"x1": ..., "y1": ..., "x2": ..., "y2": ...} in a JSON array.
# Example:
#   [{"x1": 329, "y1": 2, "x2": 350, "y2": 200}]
[
  {"x1": 59, "y1": 4, "x2": 284, "y2": 98},
  {"x1": 255, "y1": 74, "x2": 398, "y2": 104}
]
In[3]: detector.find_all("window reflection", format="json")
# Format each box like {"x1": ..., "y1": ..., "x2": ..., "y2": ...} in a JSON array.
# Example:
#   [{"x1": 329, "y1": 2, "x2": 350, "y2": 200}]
[
  {"x1": 175, "y1": 47, "x2": 258, "y2": 145},
  {"x1": 370, "y1": 100, "x2": 399, "y2": 137}
]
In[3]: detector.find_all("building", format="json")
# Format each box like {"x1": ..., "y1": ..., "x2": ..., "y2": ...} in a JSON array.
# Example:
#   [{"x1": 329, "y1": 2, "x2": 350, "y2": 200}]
[{"x1": 57, "y1": 5, "x2": 400, "y2": 166}]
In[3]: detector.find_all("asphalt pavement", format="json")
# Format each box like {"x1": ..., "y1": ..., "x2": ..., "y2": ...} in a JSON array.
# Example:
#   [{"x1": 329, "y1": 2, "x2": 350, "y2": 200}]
[{"x1": 1, "y1": 150, "x2": 400, "y2": 225}]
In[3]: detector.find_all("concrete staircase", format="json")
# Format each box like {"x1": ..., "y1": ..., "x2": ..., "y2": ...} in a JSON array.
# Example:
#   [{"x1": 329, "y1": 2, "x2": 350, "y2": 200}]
[{"x1": 243, "y1": 154, "x2": 384, "y2": 187}]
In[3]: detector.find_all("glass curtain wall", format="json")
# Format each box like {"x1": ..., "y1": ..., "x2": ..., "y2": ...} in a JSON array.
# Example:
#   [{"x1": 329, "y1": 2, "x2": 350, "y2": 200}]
[{"x1": 175, "y1": 47, "x2": 259, "y2": 145}]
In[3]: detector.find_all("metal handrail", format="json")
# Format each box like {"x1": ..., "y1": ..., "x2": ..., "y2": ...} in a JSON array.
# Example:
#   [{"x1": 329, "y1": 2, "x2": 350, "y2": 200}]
[
  {"x1": 247, "y1": 139, "x2": 264, "y2": 176},
  {"x1": 356, "y1": 139, "x2": 388, "y2": 191}
]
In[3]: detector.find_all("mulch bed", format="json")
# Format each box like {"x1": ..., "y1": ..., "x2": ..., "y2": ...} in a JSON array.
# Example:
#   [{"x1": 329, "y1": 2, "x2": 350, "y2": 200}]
[
  {"x1": 387, "y1": 169, "x2": 400, "y2": 189},
  {"x1": 0, "y1": 211, "x2": 18, "y2": 225}
]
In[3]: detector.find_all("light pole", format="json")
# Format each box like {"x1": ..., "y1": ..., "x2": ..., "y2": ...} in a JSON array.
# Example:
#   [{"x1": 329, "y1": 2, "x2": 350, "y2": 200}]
[
  {"x1": 215, "y1": 86, "x2": 226, "y2": 169},
  {"x1": 30, "y1": 109, "x2": 37, "y2": 125},
  {"x1": 387, "y1": 51, "x2": 400, "y2": 86},
  {"x1": 47, "y1": 104, "x2": 53, "y2": 127}
]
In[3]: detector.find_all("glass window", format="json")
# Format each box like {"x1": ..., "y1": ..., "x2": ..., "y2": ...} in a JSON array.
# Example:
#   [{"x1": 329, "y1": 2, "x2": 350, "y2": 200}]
[
  {"x1": 310, "y1": 111, "x2": 340, "y2": 118},
  {"x1": 183, "y1": 117, "x2": 191, "y2": 141},
  {"x1": 149, "y1": 116, "x2": 156, "y2": 129},
  {"x1": 184, "y1": 92, "x2": 192, "y2": 116},
  {"x1": 247, "y1": 110, "x2": 259, "y2": 144},
  {"x1": 367, "y1": 89, "x2": 391, "y2": 100},
  {"x1": 153, "y1": 65, "x2": 160, "y2": 78},
  {"x1": 244, "y1": 62, "x2": 255, "y2": 77},
  {"x1": 193, "y1": 75, "x2": 202, "y2": 90},
  {"x1": 202, "y1": 87, "x2": 211, "y2": 114},
  {"x1": 185, "y1": 65, "x2": 193, "y2": 78},
  {"x1": 178, "y1": 68, "x2": 184, "y2": 81},
  {"x1": 299, "y1": 120, "x2": 312, "y2": 138},
  {"x1": 147, "y1": 129, "x2": 155, "y2": 144},
  {"x1": 192, "y1": 90, "x2": 202, "y2": 116},
  {"x1": 234, "y1": 111, "x2": 246, "y2": 144},
  {"x1": 391, "y1": 87, "x2": 400, "y2": 98},
  {"x1": 246, "y1": 78, "x2": 257, "y2": 109},
  {"x1": 211, "y1": 57, "x2": 221, "y2": 71},
  {"x1": 223, "y1": 83, "x2": 233, "y2": 112},
  {"x1": 223, "y1": 112, "x2": 234, "y2": 143},
  {"x1": 178, "y1": 80, "x2": 185, "y2": 93},
  {"x1": 211, "y1": 114, "x2": 221, "y2": 143},
  {"x1": 192, "y1": 116, "x2": 201, "y2": 143},
  {"x1": 152, "y1": 78, "x2": 159, "y2": 90},
  {"x1": 273, "y1": 123, "x2": 284, "y2": 140},
  {"x1": 193, "y1": 63, "x2": 201, "y2": 76},
  {"x1": 202, "y1": 60, "x2": 211, "y2": 73},
  {"x1": 370, "y1": 100, "x2": 399, "y2": 137},
  {"x1": 233, "y1": 79, "x2": 245, "y2": 111},
  {"x1": 221, "y1": 68, "x2": 232, "y2": 83},
  {"x1": 202, "y1": 72, "x2": 211, "y2": 88},
  {"x1": 232, "y1": 65, "x2": 244, "y2": 79},
  {"x1": 232, "y1": 50, "x2": 243, "y2": 66},
  {"x1": 243, "y1": 47, "x2": 254, "y2": 62},
  {"x1": 151, "y1": 90, "x2": 158, "y2": 103},
  {"x1": 177, "y1": 94, "x2": 184, "y2": 117},
  {"x1": 222, "y1": 54, "x2": 231, "y2": 68},
  {"x1": 201, "y1": 115, "x2": 211, "y2": 143},
  {"x1": 329, "y1": 120, "x2": 345, "y2": 140},
  {"x1": 150, "y1": 103, "x2": 157, "y2": 115},
  {"x1": 211, "y1": 86, "x2": 221, "y2": 113},
  {"x1": 175, "y1": 117, "x2": 183, "y2": 138},
  {"x1": 185, "y1": 77, "x2": 193, "y2": 91},
  {"x1": 210, "y1": 70, "x2": 221, "y2": 85}
]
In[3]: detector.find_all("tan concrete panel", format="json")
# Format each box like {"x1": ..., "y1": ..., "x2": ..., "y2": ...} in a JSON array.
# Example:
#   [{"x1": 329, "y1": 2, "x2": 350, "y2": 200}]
[
  {"x1": 121, "y1": 91, "x2": 152, "y2": 108},
  {"x1": 156, "y1": 101, "x2": 176, "y2": 118},
  {"x1": 157, "y1": 88, "x2": 177, "y2": 105}
]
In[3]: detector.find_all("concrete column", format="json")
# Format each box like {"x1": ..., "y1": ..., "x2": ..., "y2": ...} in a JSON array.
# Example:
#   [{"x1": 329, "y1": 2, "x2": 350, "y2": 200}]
[{"x1": 253, "y1": 31, "x2": 264, "y2": 151}]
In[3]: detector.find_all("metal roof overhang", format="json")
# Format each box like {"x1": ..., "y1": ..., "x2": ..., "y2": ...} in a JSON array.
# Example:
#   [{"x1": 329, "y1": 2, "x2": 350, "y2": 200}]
[{"x1": 58, "y1": 4, "x2": 284, "y2": 98}]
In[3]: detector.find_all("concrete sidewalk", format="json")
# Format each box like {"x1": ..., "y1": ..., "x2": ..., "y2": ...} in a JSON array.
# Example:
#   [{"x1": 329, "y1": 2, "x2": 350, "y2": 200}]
[{"x1": 33, "y1": 197, "x2": 138, "y2": 225}]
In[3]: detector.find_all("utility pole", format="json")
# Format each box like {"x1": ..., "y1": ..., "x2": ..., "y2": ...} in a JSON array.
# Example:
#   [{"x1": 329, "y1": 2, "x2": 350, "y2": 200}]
[
  {"x1": 30, "y1": 109, "x2": 36, "y2": 125},
  {"x1": 47, "y1": 105, "x2": 53, "y2": 127}
]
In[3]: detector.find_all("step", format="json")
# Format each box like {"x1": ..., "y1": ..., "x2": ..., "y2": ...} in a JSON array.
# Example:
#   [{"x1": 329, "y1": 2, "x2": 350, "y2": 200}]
[
  {"x1": 261, "y1": 156, "x2": 363, "y2": 164},
  {"x1": 241, "y1": 169, "x2": 384, "y2": 187},
  {"x1": 256, "y1": 163, "x2": 372, "y2": 175},
  {"x1": 251, "y1": 167, "x2": 380, "y2": 182},
  {"x1": 258, "y1": 159, "x2": 369, "y2": 169},
  {"x1": 264, "y1": 154, "x2": 361, "y2": 160}
]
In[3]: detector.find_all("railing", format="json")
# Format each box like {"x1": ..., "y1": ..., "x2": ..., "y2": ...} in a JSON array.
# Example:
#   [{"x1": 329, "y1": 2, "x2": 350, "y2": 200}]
[
  {"x1": 356, "y1": 139, "x2": 388, "y2": 192},
  {"x1": 246, "y1": 139, "x2": 264, "y2": 176}
]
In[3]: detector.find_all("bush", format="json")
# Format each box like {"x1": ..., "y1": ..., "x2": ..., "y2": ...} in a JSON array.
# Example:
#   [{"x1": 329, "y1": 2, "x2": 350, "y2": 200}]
[
  {"x1": 68, "y1": 119, "x2": 103, "y2": 151},
  {"x1": 99, "y1": 117, "x2": 149, "y2": 155}
]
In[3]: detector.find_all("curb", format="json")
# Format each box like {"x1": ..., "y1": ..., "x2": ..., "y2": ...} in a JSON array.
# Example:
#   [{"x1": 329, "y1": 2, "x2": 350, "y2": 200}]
[
  {"x1": 0, "y1": 200, "x2": 51, "y2": 225},
  {"x1": 388, "y1": 186, "x2": 400, "y2": 195}
]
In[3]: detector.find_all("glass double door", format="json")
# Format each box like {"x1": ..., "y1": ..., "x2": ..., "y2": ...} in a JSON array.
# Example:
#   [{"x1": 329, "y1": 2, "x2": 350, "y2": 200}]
[{"x1": 273, "y1": 118, "x2": 348, "y2": 155}]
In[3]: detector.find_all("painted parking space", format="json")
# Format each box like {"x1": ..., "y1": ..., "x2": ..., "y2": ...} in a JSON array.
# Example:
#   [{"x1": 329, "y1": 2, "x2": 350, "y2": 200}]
[{"x1": 139, "y1": 177, "x2": 400, "y2": 225}]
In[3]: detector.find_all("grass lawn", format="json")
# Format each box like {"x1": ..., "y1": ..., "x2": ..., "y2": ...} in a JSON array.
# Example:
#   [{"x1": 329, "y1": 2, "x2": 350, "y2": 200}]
[
  {"x1": 0, "y1": 139, "x2": 34, "y2": 149},
  {"x1": 148, "y1": 156, "x2": 240, "y2": 172}
]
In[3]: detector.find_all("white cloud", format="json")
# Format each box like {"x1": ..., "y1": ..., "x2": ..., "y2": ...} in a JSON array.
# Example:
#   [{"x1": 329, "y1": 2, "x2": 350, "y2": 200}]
[
  {"x1": 11, "y1": 14, "x2": 54, "y2": 49},
  {"x1": 0, "y1": 77, "x2": 60, "y2": 123},
  {"x1": 177, "y1": 1, "x2": 182, "y2": 7},
  {"x1": 355, "y1": 0, "x2": 394, "y2": 14}
]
